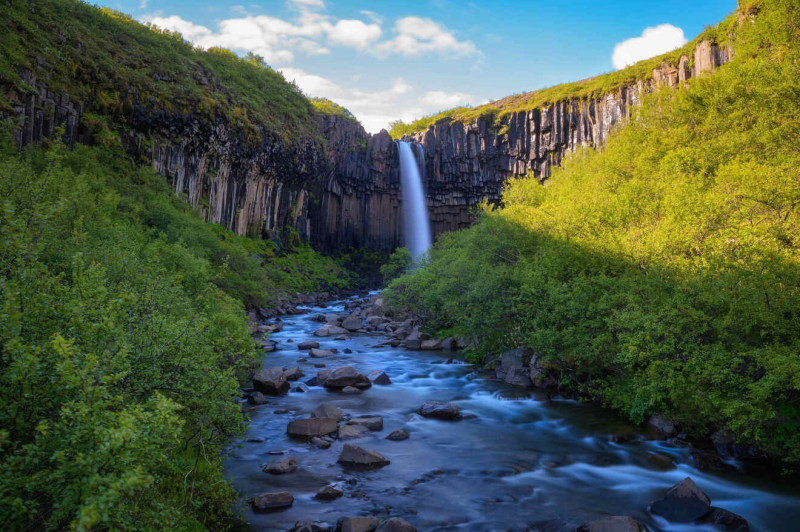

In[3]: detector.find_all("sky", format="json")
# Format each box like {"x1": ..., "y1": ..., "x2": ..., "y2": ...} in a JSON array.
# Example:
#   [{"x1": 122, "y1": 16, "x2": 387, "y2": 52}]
[{"x1": 112, "y1": 0, "x2": 735, "y2": 133}]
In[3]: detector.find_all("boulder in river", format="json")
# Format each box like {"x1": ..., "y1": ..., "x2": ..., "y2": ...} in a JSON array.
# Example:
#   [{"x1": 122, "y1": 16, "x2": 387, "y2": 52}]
[
  {"x1": 335, "y1": 516, "x2": 380, "y2": 532},
  {"x1": 347, "y1": 416, "x2": 383, "y2": 431},
  {"x1": 316, "y1": 369, "x2": 333, "y2": 387},
  {"x1": 310, "y1": 348, "x2": 335, "y2": 358},
  {"x1": 315, "y1": 485, "x2": 343, "y2": 500},
  {"x1": 326, "y1": 326, "x2": 350, "y2": 335},
  {"x1": 263, "y1": 456, "x2": 298, "y2": 474},
  {"x1": 313, "y1": 327, "x2": 331, "y2": 337},
  {"x1": 252, "y1": 367, "x2": 290, "y2": 396},
  {"x1": 283, "y1": 366, "x2": 304, "y2": 381},
  {"x1": 342, "y1": 315, "x2": 363, "y2": 331},
  {"x1": 375, "y1": 518, "x2": 416, "y2": 532},
  {"x1": 250, "y1": 491, "x2": 293, "y2": 512},
  {"x1": 696, "y1": 507, "x2": 750, "y2": 531},
  {"x1": 335, "y1": 334, "x2": 350, "y2": 341},
  {"x1": 420, "y1": 339, "x2": 443, "y2": 350},
  {"x1": 386, "y1": 428, "x2": 410, "y2": 441},
  {"x1": 298, "y1": 340, "x2": 320, "y2": 350},
  {"x1": 290, "y1": 522, "x2": 332, "y2": 532},
  {"x1": 500, "y1": 348, "x2": 532, "y2": 387},
  {"x1": 287, "y1": 418, "x2": 338, "y2": 438},
  {"x1": 648, "y1": 413, "x2": 677, "y2": 438},
  {"x1": 311, "y1": 436, "x2": 332, "y2": 449},
  {"x1": 651, "y1": 477, "x2": 712, "y2": 523},
  {"x1": 368, "y1": 370, "x2": 392, "y2": 385},
  {"x1": 577, "y1": 516, "x2": 646, "y2": 532},
  {"x1": 247, "y1": 391, "x2": 267, "y2": 405},
  {"x1": 324, "y1": 366, "x2": 372, "y2": 389},
  {"x1": 312, "y1": 403, "x2": 344, "y2": 422},
  {"x1": 441, "y1": 337, "x2": 455, "y2": 349},
  {"x1": 338, "y1": 424, "x2": 370, "y2": 441},
  {"x1": 419, "y1": 401, "x2": 460, "y2": 420},
  {"x1": 337, "y1": 444, "x2": 390, "y2": 469}
]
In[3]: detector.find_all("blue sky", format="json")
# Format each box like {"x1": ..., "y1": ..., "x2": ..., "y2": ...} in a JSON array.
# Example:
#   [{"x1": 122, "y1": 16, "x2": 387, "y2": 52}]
[{"x1": 113, "y1": 0, "x2": 735, "y2": 132}]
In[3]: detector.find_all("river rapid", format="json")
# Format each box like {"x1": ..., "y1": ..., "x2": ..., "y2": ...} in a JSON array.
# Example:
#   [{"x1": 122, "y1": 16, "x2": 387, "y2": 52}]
[{"x1": 224, "y1": 295, "x2": 800, "y2": 532}]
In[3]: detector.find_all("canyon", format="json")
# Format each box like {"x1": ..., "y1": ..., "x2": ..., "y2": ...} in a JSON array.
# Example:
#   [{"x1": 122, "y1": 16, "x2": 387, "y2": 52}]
[{"x1": 3, "y1": 39, "x2": 731, "y2": 253}]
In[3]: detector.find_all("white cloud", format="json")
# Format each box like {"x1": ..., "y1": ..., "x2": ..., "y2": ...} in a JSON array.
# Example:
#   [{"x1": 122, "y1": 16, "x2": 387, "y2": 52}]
[
  {"x1": 279, "y1": 67, "x2": 473, "y2": 133},
  {"x1": 139, "y1": 0, "x2": 148, "y2": 9},
  {"x1": 375, "y1": 17, "x2": 478, "y2": 57},
  {"x1": 359, "y1": 10, "x2": 384, "y2": 25},
  {"x1": 326, "y1": 19, "x2": 382, "y2": 49},
  {"x1": 612, "y1": 24, "x2": 687, "y2": 70},
  {"x1": 289, "y1": 0, "x2": 325, "y2": 7}
]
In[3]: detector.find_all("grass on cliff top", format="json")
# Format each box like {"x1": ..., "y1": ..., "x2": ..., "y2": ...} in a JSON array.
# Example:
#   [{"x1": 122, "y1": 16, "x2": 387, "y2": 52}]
[
  {"x1": 388, "y1": 12, "x2": 739, "y2": 138},
  {"x1": 310, "y1": 97, "x2": 360, "y2": 122},
  {"x1": 0, "y1": 0, "x2": 335, "y2": 143}
]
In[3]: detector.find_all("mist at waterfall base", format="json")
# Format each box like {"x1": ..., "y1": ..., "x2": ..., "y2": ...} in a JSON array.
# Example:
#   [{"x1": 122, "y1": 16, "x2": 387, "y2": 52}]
[{"x1": 396, "y1": 141, "x2": 432, "y2": 260}]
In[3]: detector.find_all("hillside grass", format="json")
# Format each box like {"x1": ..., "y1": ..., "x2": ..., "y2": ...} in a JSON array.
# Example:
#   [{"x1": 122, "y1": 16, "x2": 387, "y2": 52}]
[
  {"x1": 385, "y1": 0, "x2": 800, "y2": 464},
  {"x1": 388, "y1": 13, "x2": 739, "y2": 138},
  {"x1": 0, "y1": 0, "x2": 323, "y2": 143}
]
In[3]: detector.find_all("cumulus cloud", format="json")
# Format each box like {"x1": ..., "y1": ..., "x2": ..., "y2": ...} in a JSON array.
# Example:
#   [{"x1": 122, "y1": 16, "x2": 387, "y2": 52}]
[
  {"x1": 278, "y1": 67, "x2": 474, "y2": 133},
  {"x1": 612, "y1": 24, "x2": 687, "y2": 70},
  {"x1": 359, "y1": 10, "x2": 383, "y2": 25},
  {"x1": 375, "y1": 17, "x2": 478, "y2": 57},
  {"x1": 326, "y1": 19, "x2": 382, "y2": 49}
]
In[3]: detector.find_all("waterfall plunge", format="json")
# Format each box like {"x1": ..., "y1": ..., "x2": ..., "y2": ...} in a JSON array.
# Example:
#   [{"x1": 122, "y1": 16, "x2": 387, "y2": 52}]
[{"x1": 396, "y1": 141, "x2": 432, "y2": 261}]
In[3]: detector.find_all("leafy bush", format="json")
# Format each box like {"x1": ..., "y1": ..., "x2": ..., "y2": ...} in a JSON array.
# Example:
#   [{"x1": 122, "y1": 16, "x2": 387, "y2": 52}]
[
  {"x1": 380, "y1": 247, "x2": 413, "y2": 283},
  {"x1": 386, "y1": 0, "x2": 800, "y2": 463}
]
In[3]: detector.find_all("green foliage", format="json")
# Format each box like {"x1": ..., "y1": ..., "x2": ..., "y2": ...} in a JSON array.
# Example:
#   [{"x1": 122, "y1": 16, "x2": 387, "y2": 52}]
[
  {"x1": 310, "y1": 97, "x2": 358, "y2": 122},
  {"x1": 379, "y1": 247, "x2": 413, "y2": 284},
  {"x1": 386, "y1": 0, "x2": 800, "y2": 463},
  {"x1": 0, "y1": 134, "x2": 354, "y2": 529},
  {"x1": 388, "y1": 11, "x2": 739, "y2": 138}
]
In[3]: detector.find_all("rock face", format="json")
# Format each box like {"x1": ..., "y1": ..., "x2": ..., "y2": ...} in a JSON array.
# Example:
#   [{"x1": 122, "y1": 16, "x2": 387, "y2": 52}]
[
  {"x1": 252, "y1": 368, "x2": 290, "y2": 396},
  {"x1": 337, "y1": 444, "x2": 390, "y2": 469},
  {"x1": 250, "y1": 491, "x2": 294, "y2": 512}
]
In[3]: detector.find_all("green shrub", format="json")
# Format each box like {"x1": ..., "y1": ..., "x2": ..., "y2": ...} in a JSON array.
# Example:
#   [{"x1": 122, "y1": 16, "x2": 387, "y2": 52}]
[{"x1": 380, "y1": 247, "x2": 413, "y2": 283}]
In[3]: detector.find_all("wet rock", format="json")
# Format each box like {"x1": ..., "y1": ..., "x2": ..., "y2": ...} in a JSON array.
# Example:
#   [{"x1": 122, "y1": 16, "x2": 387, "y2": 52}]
[
  {"x1": 247, "y1": 391, "x2": 268, "y2": 405},
  {"x1": 420, "y1": 339, "x2": 443, "y2": 350},
  {"x1": 347, "y1": 416, "x2": 383, "y2": 431},
  {"x1": 324, "y1": 366, "x2": 372, "y2": 389},
  {"x1": 314, "y1": 327, "x2": 331, "y2": 337},
  {"x1": 310, "y1": 348, "x2": 335, "y2": 358},
  {"x1": 500, "y1": 348, "x2": 532, "y2": 387},
  {"x1": 246, "y1": 437, "x2": 266, "y2": 443},
  {"x1": 317, "y1": 369, "x2": 333, "y2": 387},
  {"x1": 342, "y1": 315, "x2": 363, "y2": 331},
  {"x1": 311, "y1": 436, "x2": 332, "y2": 449},
  {"x1": 263, "y1": 456, "x2": 299, "y2": 474},
  {"x1": 341, "y1": 386, "x2": 361, "y2": 394},
  {"x1": 290, "y1": 522, "x2": 332, "y2": 532},
  {"x1": 441, "y1": 337, "x2": 455, "y2": 349},
  {"x1": 335, "y1": 335, "x2": 351, "y2": 341},
  {"x1": 710, "y1": 429, "x2": 740, "y2": 460},
  {"x1": 253, "y1": 367, "x2": 290, "y2": 396},
  {"x1": 386, "y1": 428, "x2": 410, "y2": 441},
  {"x1": 335, "y1": 516, "x2": 380, "y2": 532},
  {"x1": 648, "y1": 413, "x2": 677, "y2": 438},
  {"x1": 419, "y1": 401, "x2": 460, "y2": 420},
  {"x1": 344, "y1": 348, "x2": 353, "y2": 354},
  {"x1": 294, "y1": 383, "x2": 310, "y2": 393},
  {"x1": 284, "y1": 367, "x2": 304, "y2": 381},
  {"x1": 338, "y1": 424, "x2": 370, "y2": 441},
  {"x1": 368, "y1": 370, "x2": 392, "y2": 385},
  {"x1": 375, "y1": 518, "x2": 416, "y2": 532},
  {"x1": 609, "y1": 431, "x2": 639, "y2": 444},
  {"x1": 403, "y1": 327, "x2": 422, "y2": 349},
  {"x1": 691, "y1": 449, "x2": 732, "y2": 472},
  {"x1": 647, "y1": 452, "x2": 676, "y2": 470},
  {"x1": 577, "y1": 516, "x2": 646, "y2": 532},
  {"x1": 504, "y1": 367, "x2": 532, "y2": 388},
  {"x1": 315, "y1": 485, "x2": 343, "y2": 500},
  {"x1": 298, "y1": 340, "x2": 320, "y2": 350},
  {"x1": 326, "y1": 326, "x2": 350, "y2": 335},
  {"x1": 696, "y1": 507, "x2": 750, "y2": 531},
  {"x1": 312, "y1": 403, "x2": 344, "y2": 421},
  {"x1": 287, "y1": 418, "x2": 338, "y2": 438},
  {"x1": 337, "y1": 444, "x2": 390, "y2": 469},
  {"x1": 651, "y1": 477, "x2": 712, "y2": 523},
  {"x1": 250, "y1": 491, "x2": 293, "y2": 512}
]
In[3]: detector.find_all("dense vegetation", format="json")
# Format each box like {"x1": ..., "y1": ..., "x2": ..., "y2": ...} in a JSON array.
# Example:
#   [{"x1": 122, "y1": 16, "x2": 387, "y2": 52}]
[
  {"x1": 386, "y1": 0, "x2": 800, "y2": 464},
  {"x1": 0, "y1": 0, "x2": 331, "y2": 143},
  {"x1": 0, "y1": 130, "x2": 355, "y2": 530},
  {"x1": 310, "y1": 98, "x2": 359, "y2": 122},
  {"x1": 388, "y1": 11, "x2": 740, "y2": 138}
]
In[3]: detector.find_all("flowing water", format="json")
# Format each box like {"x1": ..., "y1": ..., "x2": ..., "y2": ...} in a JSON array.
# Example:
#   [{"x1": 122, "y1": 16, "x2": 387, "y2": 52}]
[
  {"x1": 396, "y1": 141, "x2": 432, "y2": 260},
  {"x1": 225, "y1": 296, "x2": 800, "y2": 531}
]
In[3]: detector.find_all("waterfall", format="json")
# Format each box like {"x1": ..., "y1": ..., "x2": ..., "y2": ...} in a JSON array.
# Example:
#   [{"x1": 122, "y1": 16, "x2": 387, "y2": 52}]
[{"x1": 396, "y1": 141, "x2": 432, "y2": 261}]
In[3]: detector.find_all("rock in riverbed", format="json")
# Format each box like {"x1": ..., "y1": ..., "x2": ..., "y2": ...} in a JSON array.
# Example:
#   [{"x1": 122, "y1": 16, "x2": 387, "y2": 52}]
[
  {"x1": 419, "y1": 401, "x2": 460, "y2": 420},
  {"x1": 291, "y1": 522, "x2": 332, "y2": 532},
  {"x1": 376, "y1": 518, "x2": 416, "y2": 532},
  {"x1": 315, "y1": 485, "x2": 343, "y2": 500},
  {"x1": 577, "y1": 516, "x2": 646, "y2": 532},
  {"x1": 386, "y1": 428, "x2": 410, "y2": 441},
  {"x1": 312, "y1": 403, "x2": 344, "y2": 421},
  {"x1": 324, "y1": 366, "x2": 372, "y2": 389},
  {"x1": 651, "y1": 477, "x2": 712, "y2": 523},
  {"x1": 337, "y1": 444, "x2": 390, "y2": 469},
  {"x1": 311, "y1": 436, "x2": 332, "y2": 449},
  {"x1": 250, "y1": 491, "x2": 293, "y2": 512},
  {"x1": 338, "y1": 424, "x2": 370, "y2": 441},
  {"x1": 310, "y1": 348, "x2": 335, "y2": 358},
  {"x1": 284, "y1": 366, "x2": 304, "y2": 381},
  {"x1": 347, "y1": 416, "x2": 383, "y2": 431},
  {"x1": 247, "y1": 391, "x2": 267, "y2": 405},
  {"x1": 252, "y1": 367, "x2": 290, "y2": 396},
  {"x1": 263, "y1": 456, "x2": 298, "y2": 474},
  {"x1": 335, "y1": 516, "x2": 380, "y2": 532},
  {"x1": 298, "y1": 340, "x2": 320, "y2": 350},
  {"x1": 287, "y1": 418, "x2": 338, "y2": 438},
  {"x1": 368, "y1": 370, "x2": 392, "y2": 385}
]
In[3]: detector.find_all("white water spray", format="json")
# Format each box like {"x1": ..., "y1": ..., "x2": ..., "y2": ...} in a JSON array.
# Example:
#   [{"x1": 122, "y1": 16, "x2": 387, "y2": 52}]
[{"x1": 396, "y1": 141, "x2": 432, "y2": 260}]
